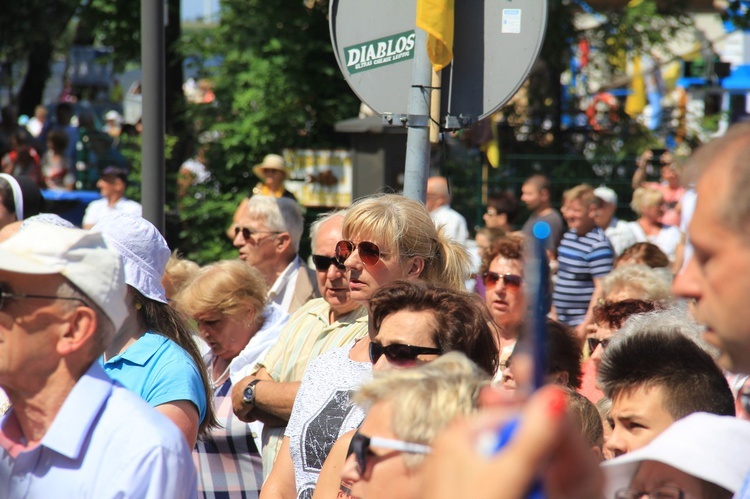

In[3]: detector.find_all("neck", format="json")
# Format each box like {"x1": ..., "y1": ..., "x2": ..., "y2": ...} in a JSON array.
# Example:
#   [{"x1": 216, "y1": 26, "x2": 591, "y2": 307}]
[
  {"x1": 535, "y1": 205, "x2": 551, "y2": 217},
  {"x1": 262, "y1": 255, "x2": 296, "y2": 288},
  {"x1": 107, "y1": 193, "x2": 123, "y2": 207},
  {"x1": 104, "y1": 313, "x2": 145, "y2": 359},
  {"x1": 329, "y1": 302, "x2": 361, "y2": 324}
]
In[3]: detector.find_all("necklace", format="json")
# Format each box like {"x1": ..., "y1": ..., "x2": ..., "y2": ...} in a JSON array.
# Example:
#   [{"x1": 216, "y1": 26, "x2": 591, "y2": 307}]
[{"x1": 211, "y1": 358, "x2": 231, "y2": 389}]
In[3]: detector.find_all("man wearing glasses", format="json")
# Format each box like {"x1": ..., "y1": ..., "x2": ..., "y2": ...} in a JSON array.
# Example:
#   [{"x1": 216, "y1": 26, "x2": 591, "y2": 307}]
[
  {"x1": 0, "y1": 225, "x2": 196, "y2": 497},
  {"x1": 232, "y1": 211, "x2": 367, "y2": 477},
  {"x1": 232, "y1": 195, "x2": 319, "y2": 314}
]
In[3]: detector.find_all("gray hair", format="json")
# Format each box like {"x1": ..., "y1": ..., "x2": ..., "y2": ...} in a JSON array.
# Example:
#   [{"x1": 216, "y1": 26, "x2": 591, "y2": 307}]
[
  {"x1": 57, "y1": 278, "x2": 115, "y2": 359},
  {"x1": 309, "y1": 210, "x2": 346, "y2": 254},
  {"x1": 246, "y1": 196, "x2": 304, "y2": 252},
  {"x1": 603, "y1": 264, "x2": 673, "y2": 302}
]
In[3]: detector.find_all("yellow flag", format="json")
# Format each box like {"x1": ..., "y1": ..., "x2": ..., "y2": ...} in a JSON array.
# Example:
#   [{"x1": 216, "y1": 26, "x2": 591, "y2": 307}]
[
  {"x1": 625, "y1": 55, "x2": 647, "y2": 117},
  {"x1": 416, "y1": 0, "x2": 455, "y2": 71}
]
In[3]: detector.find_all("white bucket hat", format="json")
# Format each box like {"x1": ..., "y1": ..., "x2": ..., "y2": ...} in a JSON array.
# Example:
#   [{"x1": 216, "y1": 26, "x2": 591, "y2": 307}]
[
  {"x1": 0, "y1": 224, "x2": 127, "y2": 331},
  {"x1": 91, "y1": 213, "x2": 170, "y2": 304},
  {"x1": 602, "y1": 412, "x2": 750, "y2": 497}
]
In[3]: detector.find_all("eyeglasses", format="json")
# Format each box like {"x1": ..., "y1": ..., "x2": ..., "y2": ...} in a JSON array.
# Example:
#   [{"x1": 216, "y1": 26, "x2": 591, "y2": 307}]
[
  {"x1": 348, "y1": 431, "x2": 431, "y2": 473},
  {"x1": 482, "y1": 271, "x2": 523, "y2": 288},
  {"x1": 0, "y1": 284, "x2": 86, "y2": 311},
  {"x1": 234, "y1": 226, "x2": 281, "y2": 241},
  {"x1": 587, "y1": 337, "x2": 610, "y2": 352},
  {"x1": 311, "y1": 254, "x2": 346, "y2": 272},
  {"x1": 369, "y1": 342, "x2": 442, "y2": 365},
  {"x1": 615, "y1": 486, "x2": 684, "y2": 499},
  {"x1": 485, "y1": 208, "x2": 498, "y2": 217},
  {"x1": 335, "y1": 240, "x2": 384, "y2": 267}
]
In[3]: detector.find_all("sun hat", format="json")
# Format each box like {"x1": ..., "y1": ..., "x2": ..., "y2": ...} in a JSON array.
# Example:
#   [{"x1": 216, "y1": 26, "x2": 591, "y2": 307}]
[
  {"x1": 0, "y1": 224, "x2": 127, "y2": 330},
  {"x1": 21, "y1": 213, "x2": 75, "y2": 230},
  {"x1": 91, "y1": 213, "x2": 170, "y2": 304},
  {"x1": 594, "y1": 186, "x2": 618, "y2": 206},
  {"x1": 601, "y1": 412, "x2": 750, "y2": 498},
  {"x1": 252, "y1": 153, "x2": 289, "y2": 180}
]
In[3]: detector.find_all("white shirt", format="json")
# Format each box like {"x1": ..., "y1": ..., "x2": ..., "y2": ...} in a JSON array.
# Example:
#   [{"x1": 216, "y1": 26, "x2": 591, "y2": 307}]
[
  {"x1": 82, "y1": 197, "x2": 143, "y2": 227},
  {"x1": 605, "y1": 217, "x2": 637, "y2": 256},
  {"x1": 430, "y1": 204, "x2": 469, "y2": 245},
  {"x1": 268, "y1": 255, "x2": 303, "y2": 313}
]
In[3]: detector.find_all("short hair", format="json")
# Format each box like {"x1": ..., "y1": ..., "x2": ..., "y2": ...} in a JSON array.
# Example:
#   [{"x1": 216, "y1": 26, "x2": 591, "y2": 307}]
[
  {"x1": 46, "y1": 129, "x2": 69, "y2": 153},
  {"x1": 617, "y1": 242, "x2": 670, "y2": 269},
  {"x1": 566, "y1": 388, "x2": 604, "y2": 450},
  {"x1": 630, "y1": 186, "x2": 663, "y2": 216},
  {"x1": 163, "y1": 251, "x2": 200, "y2": 299},
  {"x1": 175, "y1": 259, "x2": 267, "y2": 324},
  {"x1": 343, "y1": 194, "x2": 472, "y2": 291},
  {"x1": 524, "y1": 174, "x2": 551, "y2": 194},
  {"x1": 563, "y1": 183, "x2": 596, "y2": 207},
  {"x1": 486, "y1": 191, "x2": 519, "y2": 224},
  {"x1": 593, "y1": 299, "x2": 659, "y2": 329},
  {"x1": 475, "y1": 226, "x2": 506, "y2": 243},
  {"x1": 368, "y1": 280, "x2": 499, "y2": 375},
  {"x1": 545, "y1": 319, "x2": 583, "y2": 389},
  {"x1": 246, "y1": 196, "x2": 304, "y2": 252},
  {"x1": 480, "y1": 235, "x2": 524, "y2": 276},
  {"x1": 602, "y1": 264, "x2": 672, "y2": 302},
  {"x1": 309, "y1": 210, "x2": 346, "y2": 254},
  {"x1": 598, "y1": 308, "x2": 736, "y2": 420},
  {"x1": 353, "y1": 352, "x2": 490, "y2": 467}
]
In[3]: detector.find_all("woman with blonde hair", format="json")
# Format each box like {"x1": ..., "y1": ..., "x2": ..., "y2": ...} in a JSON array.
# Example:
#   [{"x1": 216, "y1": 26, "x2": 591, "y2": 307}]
[
  {"x1": 627, "y1": 187, "x2": 682, "y2": 263},
  {"x1": 176, "y1": 259, "x2": 289, "y2": 498}
]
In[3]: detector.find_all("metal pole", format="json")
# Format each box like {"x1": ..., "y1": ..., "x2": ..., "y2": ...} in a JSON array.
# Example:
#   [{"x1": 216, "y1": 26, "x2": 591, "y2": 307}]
[
  {"x1": 403, "y1": 28, "x2": 432, "y2": 203},
  {"x1": 141, "y1": 0, "x2": 166, "y2": 233}
]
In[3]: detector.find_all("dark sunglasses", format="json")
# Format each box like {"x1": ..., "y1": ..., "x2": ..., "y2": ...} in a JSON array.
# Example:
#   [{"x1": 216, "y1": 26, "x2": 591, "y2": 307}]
[
  {"x1": 335, "y1": 240, "x2": 383, "y2": 267},
  {"x1": 482, "y1": 271, "x2": 523, "y2": 288},
  {"x1": 348, "y1": 431, "x2": 431, "y2": 472},
  {"x1": 0, "y1": 283, "x2": 86, "y2": 310},
  {"x1": 234, "y1": 226, "x2": 281, "y2": 240},
  {"x1": 311, "y1": 254, "x2": 346, "y2": 272},
  {"x1": 369, "y1": 342, "x2": 442, "y2": 365},
  {"x1": 587, "y1": 337, "x2": 610, "y2": 352}
]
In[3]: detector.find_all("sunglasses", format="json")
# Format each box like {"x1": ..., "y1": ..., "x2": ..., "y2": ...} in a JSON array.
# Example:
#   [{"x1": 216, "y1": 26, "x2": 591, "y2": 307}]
[
  {"x1": 615, "y1": 486, "x2": 684, "y2": 499},
  {"x1": 0, "y1": 283, "x2": 86, "y2": 311},
  {"x1": 587, "y1": 337, "x2": 610, "y2": 352},
  {"x1": 482, "y1": 271, "x2": 523, "y2": 288},
  {"x1": 348, "y1": 431, "x2": 431, "y2": 473},
  {"x1": 334, "y1": 240, "x2": 384, "y2": 267},
  {"x1": 234, "y1": 226, "x2": 281, "y2": 241},
  {"x1": 311, "y1": 254, "x2": 346, "y2": 272},
  {"x1": 369, "y1": 342, "x2": 442, "y2": 365}
]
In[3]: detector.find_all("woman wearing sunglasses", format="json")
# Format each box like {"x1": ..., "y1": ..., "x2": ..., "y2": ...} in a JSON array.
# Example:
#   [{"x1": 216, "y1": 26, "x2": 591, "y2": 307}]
[{"x1": 340, "y1": 352, "x2": 490, "y2": 499}]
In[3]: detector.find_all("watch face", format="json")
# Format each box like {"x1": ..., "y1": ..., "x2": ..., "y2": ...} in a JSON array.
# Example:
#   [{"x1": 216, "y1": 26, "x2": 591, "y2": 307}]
[{"x1": 242, "y1": 384, "x2": 255, "y2": 405}]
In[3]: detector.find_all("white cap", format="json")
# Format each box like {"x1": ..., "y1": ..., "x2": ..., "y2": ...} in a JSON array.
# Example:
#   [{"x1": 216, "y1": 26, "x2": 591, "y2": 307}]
[
  {"x1": 105, "y1": 110, "x2": 122, "y2": 124},
  {"x1": 602, "y1": 412, "x2": 750, "y2": 497},
  {"x1": 91, "y1": 213, "x2": 170, "y2": 304},
  {"x1": 0, "y1": 225, "x2": 127, "y2": 331},
  {"x1": 594, "y1": 186, "x2": 617, "y2": 205}
]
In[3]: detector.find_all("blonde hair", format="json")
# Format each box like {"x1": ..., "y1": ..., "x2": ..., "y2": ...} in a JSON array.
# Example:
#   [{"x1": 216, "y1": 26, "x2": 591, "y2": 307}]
[
  {"x1": 353, "y1": 352, "x2": 489, "y2": 467},
  {"x1": 175, "y1": 259, "x2": 267, "y2": 324},
  {"x1": 163, "y1": 251, "x2": 200, "y2": 299},
  {"x1": 603, "y1": 263, "x2": 672, "y2": 302},
  {"x1": 630, "y1": 186, "x2": 663, "y2": 216},
  {"x1": 342, "y1": 194, "x2": 472, "y2": 291},
  {"x1": 563, "y1": 184, "x2": 596, "y2": 207}
]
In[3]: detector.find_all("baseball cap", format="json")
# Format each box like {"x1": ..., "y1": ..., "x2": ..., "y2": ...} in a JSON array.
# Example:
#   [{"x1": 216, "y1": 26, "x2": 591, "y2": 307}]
[
  {"x1": 594, "y1": 186, "x2": 617, "y2": 205},
  {"x1": 91, "y1": 213, "x2": 170, "y2": 304},
  {"x1": 100, "y1": 166, "x2": 129, "y2": 182},
  {"x1": 602, "y1": 412, "x2": 750, "y2": 497},
  {"x1": 0, "y1": 224, "x2": 127, "y2": 331},
  {"x1": 105, "y1": 110, "x2": 122, "y2": 123}
]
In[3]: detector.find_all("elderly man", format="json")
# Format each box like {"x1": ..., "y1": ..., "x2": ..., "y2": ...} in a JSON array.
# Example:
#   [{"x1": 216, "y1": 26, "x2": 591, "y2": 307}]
[
  {"x1": 233, "y1": 195, "x2": 319, "y2": 314},
  {"x1": 232, "y1": 210, "x2": 367, "y2": 477},
  {"x1": 0, "y1": 225, "x2": 196, "y2": 497},
  {"x1": 426, "y1": 176, "x2": 468, "y2": 244},
  {"x1": 81, "y1": 166, "x2": 142, "y2": 229}
]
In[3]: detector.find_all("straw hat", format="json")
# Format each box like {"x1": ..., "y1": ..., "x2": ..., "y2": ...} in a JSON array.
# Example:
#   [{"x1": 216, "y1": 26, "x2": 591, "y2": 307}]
[{"x1": 252, "y1": 154, "x2": 288, "y2": 180}]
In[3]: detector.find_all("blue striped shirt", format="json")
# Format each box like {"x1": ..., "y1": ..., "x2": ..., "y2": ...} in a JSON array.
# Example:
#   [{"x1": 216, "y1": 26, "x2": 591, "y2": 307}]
[{"x1": 553, "y1": 226, "x2": 614, "y2": 326}]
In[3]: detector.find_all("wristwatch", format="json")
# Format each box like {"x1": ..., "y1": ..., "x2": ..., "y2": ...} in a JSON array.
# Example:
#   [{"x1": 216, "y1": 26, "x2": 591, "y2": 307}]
[{"x1": 242, "y1": 379, "x2": 262, "y2": 407}]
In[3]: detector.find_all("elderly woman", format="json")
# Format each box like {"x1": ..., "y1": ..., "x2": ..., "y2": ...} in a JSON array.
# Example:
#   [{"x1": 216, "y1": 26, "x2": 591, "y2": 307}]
[
  {"x1": 340, "y1": 352, "x2": 490, "y2": 499},
  {"x1": 92, "y1": 213, "x2": 217, "y2": 448},
  {"x1": 627, "y1": 187, "x2": 682, "y2": 263},
  {"x1": 175, "y1": 259, "x2": 289, "y2": 498},
  {"x1": 260, "y1": 193, "x2": 475, "y2": 499}
]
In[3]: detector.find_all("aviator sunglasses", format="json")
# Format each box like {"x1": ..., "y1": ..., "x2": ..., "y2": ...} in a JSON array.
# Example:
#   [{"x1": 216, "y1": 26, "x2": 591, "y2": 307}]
[
  {"x1": 482, "y1": 271, "x2": 523, "y2": 288},
  {"x1": 334, "y1": 240, "x2": 383, "y2": 266},
  {"x1": 369, "y1": 342, "x2": 443, "y2": 365},
  {"x1": 348, "y1": 431, "x2": 431, "y2": 472},
  {"x1": 311, "y1": 254, "x2": 347, "y2": 272}
]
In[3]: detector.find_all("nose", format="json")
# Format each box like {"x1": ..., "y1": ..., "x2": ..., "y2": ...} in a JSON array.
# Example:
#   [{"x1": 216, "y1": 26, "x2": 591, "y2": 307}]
[
  {"x1": 232, "y1": 228, "x2": 245, "y2": 248},
  {"x1": 344, "y1": 248, "x2": 362, "y2": 270},
  {"x1": 327, "y1": 259, "x2": 346, "y2": 280},
  {"x1": 372, "y1": 352, "x2": 390, "y2": 372},
  {"x1": 340, "y1": 453, "x2": 362, "y2": 484},
  {"x1": 604, "y1": 425, "x2": 626, "y2": 457},
  {"x1": 672, "y1": 255, "x2": 701, "y2": 301},
  {"x1": 590, "y1": 344, "x2": 604, "y2": 366}
]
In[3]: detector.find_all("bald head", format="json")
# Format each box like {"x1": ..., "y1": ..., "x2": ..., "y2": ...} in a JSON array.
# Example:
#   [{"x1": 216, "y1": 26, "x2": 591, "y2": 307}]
[{"x1": 426, "y1": 176, "x2": 450, "y2": 212}]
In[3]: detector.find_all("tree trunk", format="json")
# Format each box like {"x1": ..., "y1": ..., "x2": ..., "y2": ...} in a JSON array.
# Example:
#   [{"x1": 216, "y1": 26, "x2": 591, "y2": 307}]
[{"x1": 17, "y1": 41, "x2": 54, "y2": 116}]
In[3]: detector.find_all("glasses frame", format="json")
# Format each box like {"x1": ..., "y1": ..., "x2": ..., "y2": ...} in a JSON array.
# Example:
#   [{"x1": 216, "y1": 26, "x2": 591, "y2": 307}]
[
  {"x1": 0, "y1": 286, "x2": 87, "y2": 311},
  {"x1": 369, "y1": 342, "x2": 443, "y2": 365},
  {"x1": 482, "y1": 271, "x2": 523, "y2": 288},
  {"x1": 234, "y1": 226, "x2": 281, "y2": 241},
  {"x1": 349, "y1": 431, "x2": 431, "y2": 473},
  {"x1": 587, "y1": 337, "x2": 610, "y2": 353},
  {"x1": 615, "y1": 486, "x2": 685, "y2": 499},
  {"x1": 334, "y1": 240, "x2": 384, "y2": 267},
  {"x1": 311, "y1": 254, "x2": 347, "y2": 272}
]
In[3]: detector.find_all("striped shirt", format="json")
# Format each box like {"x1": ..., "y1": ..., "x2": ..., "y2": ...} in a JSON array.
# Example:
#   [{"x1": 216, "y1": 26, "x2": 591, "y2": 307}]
[
  {"x1": 254, "y1": 298, "x2": 368, "y2": 478},
  {"x1": 553, "y1": 227, "x2": 614, "y2": 326}
]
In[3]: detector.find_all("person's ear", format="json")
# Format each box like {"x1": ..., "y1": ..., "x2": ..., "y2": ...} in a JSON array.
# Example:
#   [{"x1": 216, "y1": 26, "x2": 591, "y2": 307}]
[
  {"x1": 275, "y1": 232, "x2": 292, "y2": 253},
  {"x1": 405, "y1": 256, "x2": 425, "y2": 278},
  {"x1": 57, "y1": 306, "x2": 98, "y2": 356}
]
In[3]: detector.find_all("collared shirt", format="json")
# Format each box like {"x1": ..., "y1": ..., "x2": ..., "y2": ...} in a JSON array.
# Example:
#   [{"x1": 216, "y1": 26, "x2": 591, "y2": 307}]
[
  {"x1": 81, "y1": 196, "x2": 143, "y2": 227},
  {"x1": 0, "y1": 363, "x2": 197, "y2": 498},
  {"x1": 101, "y1": 331, "x2": 208, "y2": 423},
  {"x1": 430, "y1": 204, "x2": 469, "y2": 245},
  {"x1": 268, "y1": 255, "x2": 303, "y2": 313},
  {"x1": 255, "y1": 298, "x2": 368, "y2": 478}
]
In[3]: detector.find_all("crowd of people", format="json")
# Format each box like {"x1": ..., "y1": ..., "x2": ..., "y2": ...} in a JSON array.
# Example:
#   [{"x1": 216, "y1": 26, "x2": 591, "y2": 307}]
[{"x1": 0, "y1": 121, "x2": 749, "y2": 499}]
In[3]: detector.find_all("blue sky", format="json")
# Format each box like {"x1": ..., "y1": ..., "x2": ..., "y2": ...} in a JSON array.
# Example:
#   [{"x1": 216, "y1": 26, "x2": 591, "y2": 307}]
[{"x1": 181, "y1": 0, "x2": 220, "y2": 21}]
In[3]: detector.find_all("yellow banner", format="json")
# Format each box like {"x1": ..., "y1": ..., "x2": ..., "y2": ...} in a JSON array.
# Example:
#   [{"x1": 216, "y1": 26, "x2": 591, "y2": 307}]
[{"x1": 416, "y1": 0, "x2": 455, "y2": 71}]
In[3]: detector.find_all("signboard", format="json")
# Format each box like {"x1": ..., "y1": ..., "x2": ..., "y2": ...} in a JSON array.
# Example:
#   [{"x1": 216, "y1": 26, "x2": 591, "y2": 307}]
[{"x1": 282, "y1": 149, "x2": 353, "y2": 208}]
